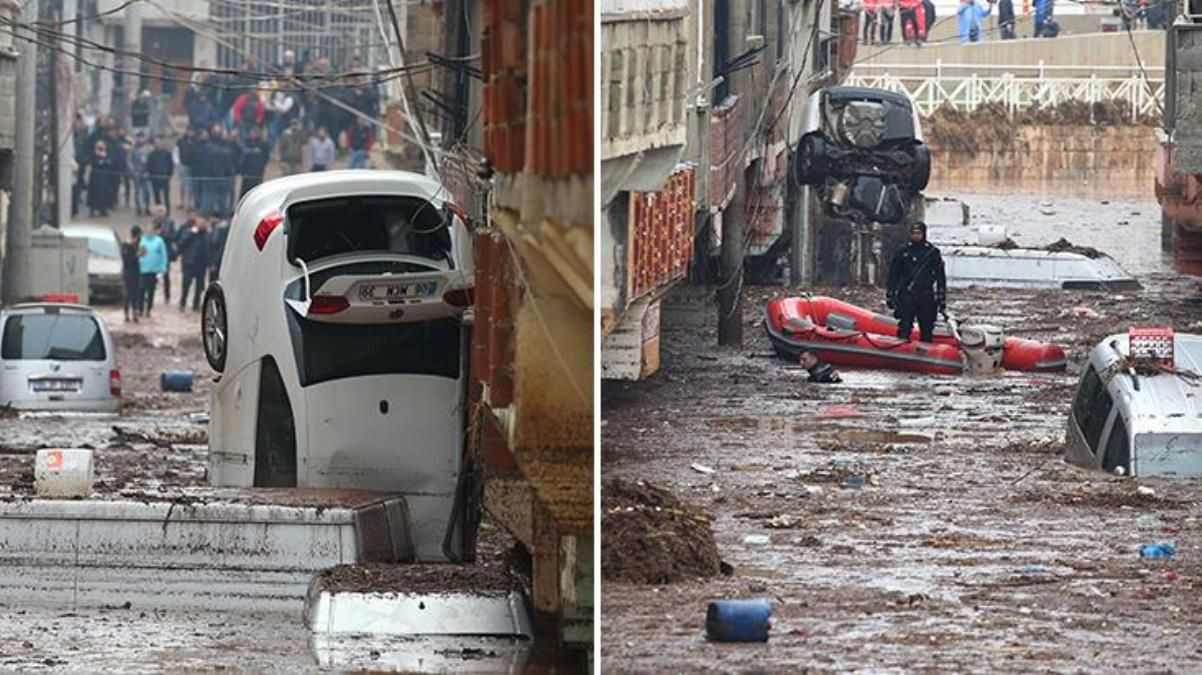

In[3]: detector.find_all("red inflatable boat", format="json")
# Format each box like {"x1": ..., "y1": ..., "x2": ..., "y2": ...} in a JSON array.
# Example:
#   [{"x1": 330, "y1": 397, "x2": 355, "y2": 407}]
[{"x1": 764, "y1": 296, "x2": 1067, "y2": 375}]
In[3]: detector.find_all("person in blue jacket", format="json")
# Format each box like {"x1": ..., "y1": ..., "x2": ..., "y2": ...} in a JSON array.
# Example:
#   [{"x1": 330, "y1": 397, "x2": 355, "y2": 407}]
[
  {"x1": 958, "y1": 0, "x2": 992, "y2": 43},
  {"x1": 138, "y1": 223, "x2": 169, "y2": 317}
]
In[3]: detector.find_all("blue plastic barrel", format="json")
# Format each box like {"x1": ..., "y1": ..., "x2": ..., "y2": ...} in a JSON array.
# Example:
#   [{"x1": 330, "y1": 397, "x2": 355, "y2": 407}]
[
  {"x1": 705, "y1": 599, "x2": 772, "y2": 642},
  {"x1": 160, "y1": 371, "x2": 194, "y2": 392}
]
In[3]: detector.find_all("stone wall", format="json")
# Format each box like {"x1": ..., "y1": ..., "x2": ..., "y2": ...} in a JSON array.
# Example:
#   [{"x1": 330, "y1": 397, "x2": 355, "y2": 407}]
[{"x1": 925, "y1": 124, "x2": 1158, "y2": 198}]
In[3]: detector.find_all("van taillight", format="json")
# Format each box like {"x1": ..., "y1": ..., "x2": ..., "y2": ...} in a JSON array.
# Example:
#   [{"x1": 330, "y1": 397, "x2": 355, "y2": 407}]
[
  {"x1": 446, "y1": 202, "x2": 470, "y2": 226},
  {"x1": 309, "y1": 295, "x2": 350, "y2": 315},
  {"x1": 253, "y1": 211, "x2": 284, "y2": 250},
  {"x1": 443, "y1": 287, "x2": 474, "y2": 308},
  {"x1": 109, "y1": 369, "x2": 121, "y2": 397}
]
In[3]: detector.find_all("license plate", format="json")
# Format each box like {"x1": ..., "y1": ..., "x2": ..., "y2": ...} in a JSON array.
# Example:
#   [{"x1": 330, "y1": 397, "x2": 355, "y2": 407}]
[
  {"x1": 31, "y1": 379, "x2": 82, "y2": 392},
  {"x1": 356, "y1": 281, "x2": 437, "y2": 302}
]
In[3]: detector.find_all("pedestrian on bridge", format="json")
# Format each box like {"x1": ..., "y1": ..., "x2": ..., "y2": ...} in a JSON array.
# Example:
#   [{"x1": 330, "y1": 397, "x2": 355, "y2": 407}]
[
  {"x1": 958, "y1": 0, "x2": 992, "y2": 43},
  {"x1": 886, "y1": 221, "x2": 946, "y2": 344}
]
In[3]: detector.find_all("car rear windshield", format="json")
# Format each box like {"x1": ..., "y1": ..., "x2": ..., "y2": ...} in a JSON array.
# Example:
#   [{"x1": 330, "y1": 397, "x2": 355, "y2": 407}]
[
  {"x1": 287, "y1": 195, "x2": 453, "y2": 266},
  {"x1": 287, "y1": 315, "x2": 460, "y2": 386},
  {"x1": 1, "y1": 313, "x2": 106, "y2": 361},
  {"x1": 74, "y1": 234, "x2": 120, "y2": 259}
]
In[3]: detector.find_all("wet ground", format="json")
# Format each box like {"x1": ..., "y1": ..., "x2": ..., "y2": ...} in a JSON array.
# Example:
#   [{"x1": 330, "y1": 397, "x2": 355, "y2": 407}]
[{"x1": 601, "y1": 193, "x2": 1202, "y2": 671}]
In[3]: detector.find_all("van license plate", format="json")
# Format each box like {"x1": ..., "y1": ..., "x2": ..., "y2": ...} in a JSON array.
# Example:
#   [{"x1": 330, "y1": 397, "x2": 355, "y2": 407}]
[
  {"x1": 31, "y1": 379, "x2": 82, "y2": 392},
  {"x1": 357, "y1": 281, "x2": 437, "y2": 302}
]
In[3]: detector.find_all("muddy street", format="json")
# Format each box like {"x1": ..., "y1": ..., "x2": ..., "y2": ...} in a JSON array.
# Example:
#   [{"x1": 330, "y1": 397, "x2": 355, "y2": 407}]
[{"x1": 600, "y1": 194, "x2": 1202, "y2": 671}]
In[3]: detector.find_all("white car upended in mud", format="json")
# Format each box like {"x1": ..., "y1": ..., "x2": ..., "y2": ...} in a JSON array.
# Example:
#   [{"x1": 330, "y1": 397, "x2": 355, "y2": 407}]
[
  {"x1": 793, "y1": 86, "x2": 931, "y2": 224},
  {"x1": 1065, "y1": 331, "x2": 1202, "y2": 478},
  {"x1": 200, "y1": 170, "x2": 474, "y2": 562},
  {"x1": 0, "y1": 303, "x2": 121, "y2": 412}
]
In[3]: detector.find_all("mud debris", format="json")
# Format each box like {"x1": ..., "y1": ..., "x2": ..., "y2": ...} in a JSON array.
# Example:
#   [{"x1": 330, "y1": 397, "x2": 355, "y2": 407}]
[{"x1": 601, "y1": 478, "x2": 721, "y2": 584}]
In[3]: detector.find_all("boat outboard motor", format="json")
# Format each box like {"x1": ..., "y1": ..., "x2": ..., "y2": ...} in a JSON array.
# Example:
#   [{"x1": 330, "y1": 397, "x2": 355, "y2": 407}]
[{"x1": 959, "y1": 324, "x2": 1005, "y2": 375}]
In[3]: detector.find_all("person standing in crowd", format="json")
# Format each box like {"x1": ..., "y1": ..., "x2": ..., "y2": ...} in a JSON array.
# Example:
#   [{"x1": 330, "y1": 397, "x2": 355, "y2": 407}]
[
  {"x1": 238, "y1": 126, "x2": 270, "y2": 197},
  {"x1": 268, "y1": 84, "x2": 298, "y2": 150},
  {"x1": 131, "y1": 132, "x2": 152, "y2": 216},
  {"x1": 208, "y1": 125, "x2": 238, "y2": 216},
  {"x1": 146, "y1": 136, "x2": 174, "y2": 214},
  {"x1": 186, "y1": 80, "x2": 219, "y2": 131},
  {"x1": 176, "y1": 210, "x2": 211, "y2": 311},
  {"x1": 922, "y1": 0, "x2": 936, "y2": 38},
  {"x1": 121, "y1": 225, "x2": 143, "y2": 323},
  {"x1": 130, "y1": 90, "x2": 152, "y2": 138},
  {"x1": 175, "y1": 129, "x2": 197, "y2": 211},
  {"x1": 880, "y1": 0, "x2": 897, "y2": 42},
  {"x1": 958, "y1": 0, "x2": 992, "y2": 43},
  {"x1": 348, "y1": 117, "x2": 373, "y2": 169},
  {"x1": 87, "y1": 139, "x2": 117, "y2": 217},
  {"x1": 191, "y1": 128, "x2": 212, "y2": 217},
  {"x1": 151, "y1": 206, "x2": 177, "y2": 304},
  {"x1": 138, "y1": 223, "x2": 169, "y2": 317},
  {"x1": 863, "y1": 0, "x2": 880, "y2": 44},
  {"x1": 278, "y1": 118, "x2": 306, "y2": 175},
  {"x1": 207, "y1": 214, "x2": 230, "y2": 286},
  {"x1": 998, "y1": 0, "x2": 1016, "y2": 38},
  {"x1": 71, "y1": 115, "x2": 89, "y2": 218},
  {"x1": 309, "y1": 126, "x2": 335, "y2": 171},
  {"x1": 899, "y1": 0, "x2": 926, "y2": 43},
  {"x1": 232, "y1": 85, "x2": 266, "y2": 145},
  {"x1": 277, "y1": 49, "x2": 297, "y2": 76},
  {"x1": 1034, "y1": 0, "x2": 1053, "y2": 36}
]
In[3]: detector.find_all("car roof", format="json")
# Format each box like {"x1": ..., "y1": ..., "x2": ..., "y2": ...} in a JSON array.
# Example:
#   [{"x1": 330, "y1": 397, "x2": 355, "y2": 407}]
[
  {"x1": 824, "y1": 86, "x2": 913, "y2": 109},
  {"x1": 1091, "y1": 332, "x2": 1202, "y2": 434},
  {"x1": 61, "y1": 224, "x2": 119, "y2": 239}
]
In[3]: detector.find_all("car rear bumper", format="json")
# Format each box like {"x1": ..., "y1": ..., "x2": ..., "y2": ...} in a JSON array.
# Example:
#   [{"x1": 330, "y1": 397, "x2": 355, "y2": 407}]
[{"x1": 6, "y1": 397, "x2": 120, "y2": 413}]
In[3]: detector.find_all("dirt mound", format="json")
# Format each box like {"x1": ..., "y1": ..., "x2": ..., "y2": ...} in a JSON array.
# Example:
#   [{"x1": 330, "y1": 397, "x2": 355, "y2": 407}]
[
  {"x1": 602, "y1": 478, "x2": 721, "y2": 584},
  {"x1": 114, "y1": 332, "x2": 153, "y2": 350},
  {"x1": 1044, "y1": 237, "x2": 1104, "y2": 259}
]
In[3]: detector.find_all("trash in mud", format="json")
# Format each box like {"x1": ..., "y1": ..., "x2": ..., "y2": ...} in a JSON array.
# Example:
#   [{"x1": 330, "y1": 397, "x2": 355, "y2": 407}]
[
  {"x1": 1165, "y1": 570, "x2": 1181, "y2": 581},
  {"x1": 742, "y1": 534, "x2": 771, "y2": 545},
  {"x1": 764, "y1": 515, "x2": 800, "y2": 529},
  {"x1": 1067, "y1": 306, "x2": 1102, "y2": 319},
  {"x1": 160, "y1": 371, "x2": 195, "y2": 393},
  {"x1": 110, "y1": 425, "x2": 207, "y2": 447},
  {"x1": 1021, "y1": 564, "x2": 1052, "y2": 575},
  {"x1": 690, "y1": 463, "x2": 715, "y2": 475},
  {"x1": 705, "y1": 599, "x2": 772, "y2": 643},
  {"x1": 1139, "y1": 543, "x2": 1177, "y2": 559},
  {"x1": 1045, "y1": 237, "x2": 1104, "y2": 259},
  {"x1": 998, "y1": 438, "x2": 1064, "y2": 455},
  {"x1": 601, "y1": 478, "x2": 722, "y2": 584}
]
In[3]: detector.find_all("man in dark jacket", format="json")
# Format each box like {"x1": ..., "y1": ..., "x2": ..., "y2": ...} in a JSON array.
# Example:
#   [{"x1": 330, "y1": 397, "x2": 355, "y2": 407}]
[
  {"x1": 146, "y1": 136, "x2": 175, "y2": 214},
  {"x1": 176, "y1": 209, "x2": 210, "y2": 311},
  {"x1": 207, "y1": 215, "x2": 230, "y2": 286},
  {"x1": 206, "y1": 125, "x2": 238, "y2": 217},
  {"x1": 886, "y1": 221, "x2": 947, "y2": 343},
  {"x1": 238, "y1": 126, "x2": 270, "y2": 197},
  {"x1": 151, "y1": 206, "x2": 177, "y2": 303},
  {"x1": 800, "y1": 350, "x2": 842, "y2": 383},
  {"x1": 998, "y1": 0, "x2": 1016, "y2": 38}
]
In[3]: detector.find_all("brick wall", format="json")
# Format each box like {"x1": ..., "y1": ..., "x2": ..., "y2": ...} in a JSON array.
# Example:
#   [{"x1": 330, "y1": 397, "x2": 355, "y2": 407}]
[
  {"x1": 709, "y1": 98, "x2": 740, "y2": 209},
  {"x1": 628, "y1": 168, "x2": 695, "y2": 301}
]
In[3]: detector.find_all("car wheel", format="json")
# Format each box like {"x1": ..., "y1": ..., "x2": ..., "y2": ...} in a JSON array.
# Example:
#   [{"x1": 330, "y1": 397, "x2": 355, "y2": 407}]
[
  {"x1": 910, "y1": 143, "x2": 932, "y2": 192},
  {"x1": 793, "y1": 133, "x2": 829, "y2": 186},
  {"x1": 202, "y1": 284, "x2": 228, "y2": 372}
]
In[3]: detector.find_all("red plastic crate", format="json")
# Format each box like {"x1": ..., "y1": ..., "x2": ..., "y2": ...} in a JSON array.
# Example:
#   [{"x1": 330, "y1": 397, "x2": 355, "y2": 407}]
[{"x1": 1129, "y1": 326, "x2": 1174, "y2": 367}]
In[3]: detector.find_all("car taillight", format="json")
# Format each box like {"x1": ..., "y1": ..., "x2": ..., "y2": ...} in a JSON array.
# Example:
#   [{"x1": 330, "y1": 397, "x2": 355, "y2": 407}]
[
  {"x1": 309, "y1": 295, "x2": 350, "y2": 315},
  {"x1": 446, "y1": 202, "x2": 470, "y2": 226},
  {"x1": 443, "y1": 287, "x2": 474, "y2": 308},
  {"x1": 109, "y1": 369, "x2": 121, "y2": 397},
  {"x1": 253, "y1": 210, "x2": 284, "y2": 251}
]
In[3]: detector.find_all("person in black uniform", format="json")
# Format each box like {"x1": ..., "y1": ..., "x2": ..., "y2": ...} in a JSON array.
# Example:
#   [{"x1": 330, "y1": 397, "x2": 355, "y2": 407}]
[{"x1": 886, "y1": 221, "x2": 946, "y2": 343}]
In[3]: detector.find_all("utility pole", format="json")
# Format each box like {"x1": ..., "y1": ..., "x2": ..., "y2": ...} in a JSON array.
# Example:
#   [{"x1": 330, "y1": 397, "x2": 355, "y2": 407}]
[
  {"x1": 717, "y1": 179, "x2": 744, "y2": 346},
  {"x1": 46, "y1": 2, "x2": 60, "y2": 228},
  {"x1": 4, "y1": 0, "x2": 37, "y2": 303},
  {"x1": 112, "y1": 0, "x2": 141, "y2": 128}
]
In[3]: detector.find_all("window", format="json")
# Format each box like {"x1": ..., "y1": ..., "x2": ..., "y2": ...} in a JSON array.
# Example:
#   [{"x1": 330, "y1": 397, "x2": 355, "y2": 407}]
[
  {"x1": 1, "y1": 314, "x2": 106, "y2": 361},
  {"x1": 288, "y1": 315, "x2": 461, "y2": 386},
  {"x1": 69, "y1": 234, "x2": 120, "y2": 259},
  {"x1": 1102, "y1": 415, "x2": 1130, "y2": 474},
  {"x1": 1072, "y1": 367, "x2": 1103, "y2": 443},
  {"x1": 287, "y1": 196, "x2": 453, "y2": 266}
]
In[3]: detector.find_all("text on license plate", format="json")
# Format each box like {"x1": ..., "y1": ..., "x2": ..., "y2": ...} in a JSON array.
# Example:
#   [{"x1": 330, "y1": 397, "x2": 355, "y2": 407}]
[
  {"x1": 356, "y1": 281, "x2": 438, "y2": 302},
  {"x1": 31, "y1": 379, "x2": 82, "y2": 392}
]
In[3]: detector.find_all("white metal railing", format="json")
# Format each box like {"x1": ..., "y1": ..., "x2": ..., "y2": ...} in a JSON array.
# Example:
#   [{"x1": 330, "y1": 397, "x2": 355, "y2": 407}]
[{"x1": 845, "y1": 61, "x2": 1165, "y2": 121}]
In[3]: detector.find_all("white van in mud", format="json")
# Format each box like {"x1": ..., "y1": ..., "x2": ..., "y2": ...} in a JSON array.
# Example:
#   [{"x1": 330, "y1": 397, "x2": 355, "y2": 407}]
[
  {"x1": 1065, "y1": 331, "x2": 1202, "y2": 477},
  {"x1": 200, "y1": 171, "x2": 475, "y2": 561},
  {"x1": 0, "y1": 303, "x2": 121, "y2": 412}
]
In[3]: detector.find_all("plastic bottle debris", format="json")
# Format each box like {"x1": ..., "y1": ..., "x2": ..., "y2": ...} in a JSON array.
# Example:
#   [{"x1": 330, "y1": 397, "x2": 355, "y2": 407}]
[
  {"x1": 1136, "y1": 486, "x2": 1156, "y2": 497},
  {"x1": 690, "y1": 463, "x2": 715, "y2": 475},
  {"x1": 1021, "y1": 564, "x2": 1051, "y2": 574},
  {"x1": 705, "y1": 599, "x2": 772, "y2": 643},
  {"x1": 1139, "y1": 542, "x2": 1177, "y2": 559},
  {"x1": 841, "y1": 475, "x2": 867, "y2": 487},
  {"x1": 742, "y1": 534, "x2": 771, "y2": 546}
]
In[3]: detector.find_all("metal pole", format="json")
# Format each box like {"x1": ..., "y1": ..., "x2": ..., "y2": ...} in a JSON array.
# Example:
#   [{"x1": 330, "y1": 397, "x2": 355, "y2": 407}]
[
  {"x1": 4, "y1": 0, "x2": 37, "y2": 303},
  {"x1": 718, "y1": 177, "x2": 744, "y2": 347},
  {"x1": 47, "y1": 3, "x2": 60, "y2": 229}
]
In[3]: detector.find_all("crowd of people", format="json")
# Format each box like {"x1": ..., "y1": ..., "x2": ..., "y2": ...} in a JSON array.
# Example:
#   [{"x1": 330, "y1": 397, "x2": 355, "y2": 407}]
[
  {"x1": 856, "y1": 0, "x2": 1066, "y2": 45},
  {"x1": 71, "y1": 51, "x2": 383, "y2": 320}
]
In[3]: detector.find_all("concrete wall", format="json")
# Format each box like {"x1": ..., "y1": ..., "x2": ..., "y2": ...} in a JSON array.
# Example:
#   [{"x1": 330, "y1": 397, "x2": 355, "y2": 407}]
[
  {"x1": 927, "y1": 124, "x2": 1158, "y2": 197},
  {"x1": 855, "y1": 31, "x2": 1165, "y2": 76}
]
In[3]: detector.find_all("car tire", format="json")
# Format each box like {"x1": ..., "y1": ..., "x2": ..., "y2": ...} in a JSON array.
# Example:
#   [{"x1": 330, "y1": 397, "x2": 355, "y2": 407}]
[
  {"x1": 201, "y1": 284, "x2": 228, "y2": 373},
  {"x1": 910, "y1": 143, "x2": 932, "y2": 192},
  {"x1": 794, "y1": 133, "x2": 830, "y2": 185}
]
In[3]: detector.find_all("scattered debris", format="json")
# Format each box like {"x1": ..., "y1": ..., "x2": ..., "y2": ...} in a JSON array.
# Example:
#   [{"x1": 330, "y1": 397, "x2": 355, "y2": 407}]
[
  {"x1": 1139, "y1": 542, "x2": 1177, "y2": 559},
  {"x1": 601, "y1": 478, "x2": 722, "y2": 584},
  {"x1": 690, "y1": 463, "x2": 715, "y2": 475},
  {"x1": 742, "y1": 534, "x2": 771, "y2": 545},
  {"x1": 1137, "y1": 486, "x2": 1157, "y2": 497},
  {"x1": 705, "y1": 599, "x2": 772, "y2": 643},
  {"x1": 1045, "y1": 237, "x2": 1104, "y2": 259}
]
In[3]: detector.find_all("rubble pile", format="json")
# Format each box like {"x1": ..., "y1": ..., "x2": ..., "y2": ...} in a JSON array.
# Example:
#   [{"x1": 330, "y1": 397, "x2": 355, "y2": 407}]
[{"x1": 601, "y1": 478, "x2": 720, "y2": 584}]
